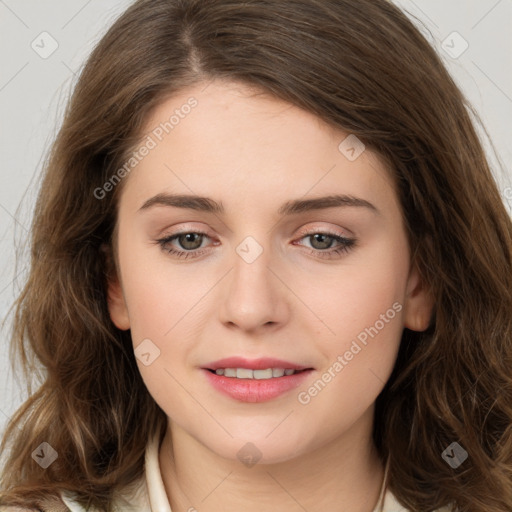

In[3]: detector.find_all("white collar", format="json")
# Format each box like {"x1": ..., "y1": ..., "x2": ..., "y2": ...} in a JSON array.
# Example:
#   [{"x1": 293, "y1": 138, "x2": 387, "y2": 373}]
[{"x1": 144, "y1": 431, "x2": 172, "y2": 512}]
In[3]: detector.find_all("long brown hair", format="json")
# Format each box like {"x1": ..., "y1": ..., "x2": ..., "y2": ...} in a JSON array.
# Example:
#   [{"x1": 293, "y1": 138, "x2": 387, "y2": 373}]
[{"x1": 1, "y1": 0, "x2": 511, "y2": 510}]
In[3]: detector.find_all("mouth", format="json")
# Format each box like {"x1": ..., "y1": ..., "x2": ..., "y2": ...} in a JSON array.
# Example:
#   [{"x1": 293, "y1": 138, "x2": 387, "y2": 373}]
[
  {"x1": 205, "y1": 367, "x2": 312, "y2": 379},
  {"x1": 201, "y1": 357, "x2": 315, "y2": 402},
  {"x1": 203, "y1": 356, "x2": 313, "y2": 373}
]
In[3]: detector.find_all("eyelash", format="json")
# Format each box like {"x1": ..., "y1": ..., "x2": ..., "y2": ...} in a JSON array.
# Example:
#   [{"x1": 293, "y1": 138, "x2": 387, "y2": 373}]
[{"x1": 155, "y1": 229, "x2": 356, "y2": 260}]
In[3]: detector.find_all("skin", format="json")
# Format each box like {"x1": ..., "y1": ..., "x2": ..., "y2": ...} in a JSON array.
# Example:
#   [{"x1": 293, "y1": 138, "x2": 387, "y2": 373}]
[{"x1": 107, "y1": 79, "x2": 433, "y2": 512}]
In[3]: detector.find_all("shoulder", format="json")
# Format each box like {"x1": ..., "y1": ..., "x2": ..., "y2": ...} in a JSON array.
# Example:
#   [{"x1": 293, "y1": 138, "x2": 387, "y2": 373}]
[
  {"x1": 379, "y1": 488, "x2": 454, "y2": 512},
  {"x1": 58, "y1": 476, "x2": 150, "y2": 512},
  {"x1": 0, "y1": 497, "x2": 70, "y2": 511},
  {"x1": 0, "y1": 508, "x2": 41, "y2": 512},
  {"x1": 0, "y1": 508, "x2": 35, "y2": 512},
  {"x1": 0, "y1": 475, "x2": 149, "y2": 512}
]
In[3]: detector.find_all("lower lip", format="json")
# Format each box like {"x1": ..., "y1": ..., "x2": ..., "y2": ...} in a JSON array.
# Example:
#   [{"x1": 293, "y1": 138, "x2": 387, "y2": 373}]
[{"x1": 202, "y1": 369, "x2": 313, "y2": 403}]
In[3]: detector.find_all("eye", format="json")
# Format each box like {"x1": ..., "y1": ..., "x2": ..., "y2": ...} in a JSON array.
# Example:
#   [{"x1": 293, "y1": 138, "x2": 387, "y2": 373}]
[
  {"x1": 294, "y1": 231, "x2": 356, "y2": 259},
  {"x1": 155, "y1": 229, "x2": 356, "y2": 260},
  {"x1": 171, "y1": 232, "x2": 205, "y2": 251},
  {"x1": 155, "y1": 231, "x2": 212, "y2": 259}
]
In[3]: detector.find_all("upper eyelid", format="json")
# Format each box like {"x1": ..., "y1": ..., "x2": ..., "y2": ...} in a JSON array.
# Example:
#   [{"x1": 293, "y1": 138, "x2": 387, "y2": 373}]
[
  {"x1": 159, "y1": 226, "x2": 351, "y2": 237},
  {"x1": 158, "y1": 220, "x2": 353, "y2": 236}
]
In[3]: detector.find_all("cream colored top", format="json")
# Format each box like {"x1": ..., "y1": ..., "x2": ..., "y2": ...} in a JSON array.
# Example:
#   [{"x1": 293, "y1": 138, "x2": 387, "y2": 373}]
[{"x1": 1, "y1": 433, "x2": 451, "y2": 511}]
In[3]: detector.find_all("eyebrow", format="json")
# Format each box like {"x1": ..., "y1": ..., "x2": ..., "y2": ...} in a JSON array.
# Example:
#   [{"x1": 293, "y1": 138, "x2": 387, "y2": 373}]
[{"x1": 138, "y1": 193, "x2": 379, "y2": 216}]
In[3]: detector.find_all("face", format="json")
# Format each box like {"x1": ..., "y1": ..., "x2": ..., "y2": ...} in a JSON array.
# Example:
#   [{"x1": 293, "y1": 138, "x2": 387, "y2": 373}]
[{"x1": 107, "y1": 79, "x2": 432, "y2": 464}]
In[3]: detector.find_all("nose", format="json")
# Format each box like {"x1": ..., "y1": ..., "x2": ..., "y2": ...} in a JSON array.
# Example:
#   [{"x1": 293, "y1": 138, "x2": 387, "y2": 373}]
[{"x1": 218, "y1": 237, "x2": 290, "y2": 333}]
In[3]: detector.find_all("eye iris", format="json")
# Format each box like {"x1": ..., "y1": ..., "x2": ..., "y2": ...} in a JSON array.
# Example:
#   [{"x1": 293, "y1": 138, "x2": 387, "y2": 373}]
[
  {"x1": 179, "y1": 233, "x2": 203, "y2": 250},
  {"x1": 310, "y1": 233, "x2": 334, "y2": 250}
]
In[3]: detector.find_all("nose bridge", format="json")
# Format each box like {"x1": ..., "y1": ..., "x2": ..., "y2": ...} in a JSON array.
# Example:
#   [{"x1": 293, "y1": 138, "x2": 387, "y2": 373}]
[
  {"x1": 220, "y1": 233, "x2": 285, "y2": 330},
  {"x1": 233, "y1": 235, "x2": 270, "y2": 287}
]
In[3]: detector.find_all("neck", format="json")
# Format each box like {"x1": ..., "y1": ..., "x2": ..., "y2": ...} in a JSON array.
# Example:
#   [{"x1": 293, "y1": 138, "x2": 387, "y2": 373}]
[{"x1": 158, "y1": 407, "x2": 386, "y2": 512}]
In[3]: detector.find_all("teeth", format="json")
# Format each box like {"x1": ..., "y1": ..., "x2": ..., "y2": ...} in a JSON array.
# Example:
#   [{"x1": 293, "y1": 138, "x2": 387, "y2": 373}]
[
  {"x1": 254, "y1": 369, "x2": 272, "y2": 379},
  {"x1": 213, "y1": 368, "x2": 298, "y2": 379},
  {"x1": 236, "y1": 368, "x2": 253, "y2": 379}
]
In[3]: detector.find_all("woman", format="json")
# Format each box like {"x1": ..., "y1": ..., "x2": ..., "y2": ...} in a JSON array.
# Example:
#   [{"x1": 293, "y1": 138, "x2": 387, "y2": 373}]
[{"x1": 1, "y1": 0, "x2": 511, "y2": 510}]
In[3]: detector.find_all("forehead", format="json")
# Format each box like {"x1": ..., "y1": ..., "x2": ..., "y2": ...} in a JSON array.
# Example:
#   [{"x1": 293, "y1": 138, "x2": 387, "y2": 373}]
[{"x1": 117, "y1": 79, "x2": 396, "y2": 217}]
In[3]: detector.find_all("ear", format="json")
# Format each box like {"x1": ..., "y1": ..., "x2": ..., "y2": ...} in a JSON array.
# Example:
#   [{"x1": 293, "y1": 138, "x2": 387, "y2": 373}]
[
  {"x1": 101, "y1": 244, "x2": 131, "y2": 331},
  {"x1": 403, "y1": 264, "x2": 433, "y2": 332}
]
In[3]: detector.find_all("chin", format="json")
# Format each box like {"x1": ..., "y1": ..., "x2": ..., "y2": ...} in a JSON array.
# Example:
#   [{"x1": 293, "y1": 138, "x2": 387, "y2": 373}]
[{"x1": 205, "y1": 431, "x2": 311, "y2": 467}]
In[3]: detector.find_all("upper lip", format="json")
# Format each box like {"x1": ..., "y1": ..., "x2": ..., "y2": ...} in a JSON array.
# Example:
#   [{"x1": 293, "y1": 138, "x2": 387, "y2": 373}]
[{"x1": 203, "y1": 357, "x2": 313, "y2": 371}]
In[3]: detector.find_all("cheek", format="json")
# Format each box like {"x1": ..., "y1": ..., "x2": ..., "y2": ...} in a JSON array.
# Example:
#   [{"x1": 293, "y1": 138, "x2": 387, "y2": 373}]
[
  {"x1": 296, "y1": 235, "x2": 408, "y2": 344},
  {"x1": 295, "y1": 285, "x2": 404, "y2": 445},
  {"x1": 118, "y1": 245, "x2": 213, "y2": 414},
  {"x1": 294, "y1": 237, "x2": 408, "y2": 404},
  {"x1": 118, "y1": 239, "x2": 212, "y2": 338}
]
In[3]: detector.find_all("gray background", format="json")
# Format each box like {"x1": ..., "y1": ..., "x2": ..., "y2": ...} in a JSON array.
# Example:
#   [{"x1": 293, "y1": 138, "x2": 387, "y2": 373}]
[{"x1": 1, "y1": 0, "x2": 511, "y2": 446}]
